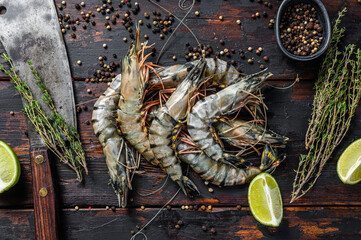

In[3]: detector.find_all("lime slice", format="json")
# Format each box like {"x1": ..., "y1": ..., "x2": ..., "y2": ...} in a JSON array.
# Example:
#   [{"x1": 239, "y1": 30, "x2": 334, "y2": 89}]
[
  {"x1": 0, "y1": 140, "x2": 21, "y2": 193},
  {"x1": 248, "y1": 173, "x2": 283, "y2": 227},
  {"x1": 337, "y1": 139, "x2": 361, "y2": 185}
]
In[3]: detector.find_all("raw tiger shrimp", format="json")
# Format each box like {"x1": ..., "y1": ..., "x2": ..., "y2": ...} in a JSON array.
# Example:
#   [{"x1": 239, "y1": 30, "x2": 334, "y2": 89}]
[
  {"x1": 117, "y1": 29, "x2": 161, "y2": 166},
  {"x1": 148, "y1": 58, "x2": 243, "y2": 89},
  {"x1": 214, "y1": 118, "x2": 289, "y2": 150},
  {"x1": 92, "y1": 74, "x2": 135, "y2": 208},
  {"x1": 177, "y1": 141, "x2": 284, "y2": 186},
  {"x1": 148, "y1": 60, "x2": 206, "y2": 196},
  {"x1": 187, "y1": 71, "x2": 273, "y2": 165}
]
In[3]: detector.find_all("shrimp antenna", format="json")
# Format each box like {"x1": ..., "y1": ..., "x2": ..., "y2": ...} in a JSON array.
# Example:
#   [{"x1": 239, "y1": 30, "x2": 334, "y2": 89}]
[{"x1": 149, "y1": 0, "x2": 201, "y2": 64}]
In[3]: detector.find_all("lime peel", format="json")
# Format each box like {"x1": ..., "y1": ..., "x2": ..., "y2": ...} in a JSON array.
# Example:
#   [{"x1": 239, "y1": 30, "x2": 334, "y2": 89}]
[
  {"x1": 337, "y1": 139, "x2": 361, "y2": 185},
  {"x1": 248, "y1": 173, "x2": 283, "y2": 227},
  {"x1": 0, "y1": 140, "x2": 21, "y2": 193}
]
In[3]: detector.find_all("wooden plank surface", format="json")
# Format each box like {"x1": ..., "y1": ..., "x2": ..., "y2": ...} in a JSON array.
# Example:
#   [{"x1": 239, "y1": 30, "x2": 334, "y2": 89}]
[
  {"x1": 1, "y1": 207, "x2": 361, "y2": 240},
  {"x1": 0, "y1": 0, "x2": 360, "y2": 80},
  {"x1": 1, "y1": 0, "x2": 361, "y2": 239},
  {"x1": 1, "y1": 80, "x2": 361, "y2": 208}
]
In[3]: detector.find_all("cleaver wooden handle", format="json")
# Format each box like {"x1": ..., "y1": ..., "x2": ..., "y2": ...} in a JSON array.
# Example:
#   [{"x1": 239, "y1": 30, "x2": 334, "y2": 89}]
[{"x1": 30, "y1": 147, "x2": 59, "y2": 240}]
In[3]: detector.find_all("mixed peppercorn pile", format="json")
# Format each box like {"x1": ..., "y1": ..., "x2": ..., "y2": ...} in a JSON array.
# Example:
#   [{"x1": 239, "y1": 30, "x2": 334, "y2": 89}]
[{"x1": 279, "y1": 3, "x2": 323, "y2": 56}]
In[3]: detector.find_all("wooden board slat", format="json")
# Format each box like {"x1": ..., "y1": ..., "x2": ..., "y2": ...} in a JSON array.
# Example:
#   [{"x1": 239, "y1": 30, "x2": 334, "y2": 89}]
[
  {"x1": 1, "y1": 80, "x2": 361, "y2": 208},
  {"x1": 0, "y1": 0, "x2": 361, "y2": 80},
  {"x1": 1, "y1": 207, "x2": 361, "y2": 240},
  {"x1": 0, "y1": 209, "x2": 34, "y2": 240}
]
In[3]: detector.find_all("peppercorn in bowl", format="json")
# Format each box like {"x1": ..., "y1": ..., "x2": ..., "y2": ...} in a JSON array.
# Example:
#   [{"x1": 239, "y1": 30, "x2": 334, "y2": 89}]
[{"x1": 275, "y1": 0, "x2": 331, "y2": 61}]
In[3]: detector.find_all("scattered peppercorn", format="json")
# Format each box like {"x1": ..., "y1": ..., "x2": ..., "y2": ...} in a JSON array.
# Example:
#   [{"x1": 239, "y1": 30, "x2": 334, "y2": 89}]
[
  {"x1": 211, "y1": 227, "x2": 216, "y2": 234},
  {"x1": 208, "y1": 187, "x2": 214, "y2": 193},
  {"x1": 202, "y1": 226, "x2": 207, "y2": 231},
  {"x1": 195, "y1": 11, "x2": 200, "y2": 16},
  {"x1": 219, "y1": 15, "x2": 223, "y2": 20},
  {"x1": 77, "y1": 60, "x2": 82, "y2": 65},
  {"x1": 87, "y1": 89, "x2": 92, "y2": 94},
  {"x1": 166, "y1": 205, "x2": 172, "y2": 211},
  {"x1": 236, "y1": 205, "x2": 242, "y2": 210},
  {"x1": 75, "y1": 206, "x2": 79, "y2": 210},
  {"x1": 248, "y1": 47, "x2": 253, "y2": 52},
  {"x1": 263, "y1": 56, "x2": 269, "y2": 61},
  {"x1": 141, "y1": 205, "x2": 145, "y2": 210},
  {"x1": 130, "y1": 230, "x2": 135, "y2": 235},
  {"x1": 236, "y1": 19, "x2": 241, "y2": 25},
  {"x1": 248, "y1": 58, "x2": 254, "y2": 64},
  {"x1": 10, "y1": 111, "x2": 14, "y2": 115},
  {"x1": 111, "y1": 206, "x2": 116, "y2": 211},
  {"x1": 260, "y1": 64, "x2": 265, "y2": 69},
  {"x1": 175, "y1": 224, "x2": 181, "y2": 229}
]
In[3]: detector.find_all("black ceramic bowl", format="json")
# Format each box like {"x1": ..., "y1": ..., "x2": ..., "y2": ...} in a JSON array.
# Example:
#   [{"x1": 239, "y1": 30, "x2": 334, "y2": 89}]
[{"x1": 275, "y1": 0, "x2": 331, "y2": 61}]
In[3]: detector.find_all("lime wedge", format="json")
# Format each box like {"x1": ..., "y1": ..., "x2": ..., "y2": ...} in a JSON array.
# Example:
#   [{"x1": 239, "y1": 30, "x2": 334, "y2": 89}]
[
  {"x1": 248, "y1": 173, "x2": 283, "y2": 227},
  {"x1": 0, "y1": 140, "x2": 21, "y2": 193},
  {"x1": 337, "y1": 139, "x2": 361, "y2": 185}
]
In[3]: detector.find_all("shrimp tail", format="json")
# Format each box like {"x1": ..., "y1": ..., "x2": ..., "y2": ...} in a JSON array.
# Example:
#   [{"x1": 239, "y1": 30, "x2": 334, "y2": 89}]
[
  {"x1": 181, "y1": 176, "x2": 200, "y2": 196},
  {"x1": 114, "y1": 176, "x2": 128, "y2": 208},
  {"x1": 260, "y1": 145, "x2": 286, "y2": 173}
]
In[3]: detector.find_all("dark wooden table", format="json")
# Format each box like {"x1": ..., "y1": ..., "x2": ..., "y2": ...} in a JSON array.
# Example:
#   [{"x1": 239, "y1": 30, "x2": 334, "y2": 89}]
[{"x1": 1, "y1": 0, "x2": 361, "y2": 239}]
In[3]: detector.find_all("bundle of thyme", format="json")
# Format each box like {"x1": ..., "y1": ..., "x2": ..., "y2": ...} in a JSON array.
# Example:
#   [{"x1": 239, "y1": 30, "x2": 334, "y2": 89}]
[
  {"x1": 0, "y1": 53, "x2": 87, "y2": 181},
  {"x1": 291, "y1": 8, "x2": 361, "y2": 202}
]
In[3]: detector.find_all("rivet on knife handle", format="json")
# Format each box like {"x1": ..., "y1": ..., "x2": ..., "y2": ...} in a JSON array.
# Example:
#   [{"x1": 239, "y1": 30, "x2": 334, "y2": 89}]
[
  {"x1": 35, "y1": 155, "x2": 44, "y2": 165},
  {"x1": 39, "y1": 187, "x2": 48, "y2": 197}
]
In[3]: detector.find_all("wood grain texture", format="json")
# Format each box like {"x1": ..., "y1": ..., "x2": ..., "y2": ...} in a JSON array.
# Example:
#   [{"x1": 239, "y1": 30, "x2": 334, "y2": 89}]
[
  {"x1": 1, "y1": 207, "x2": 361, "y2": 240},
  {"x1": 1, "y1": 80, "x2": 360, "y2": 208},
  {"x1": 1, "y1": 0, "x2": 361, "y2": 238},
  {"x1": 30, "y1": 148, "x2": 59, "y2": 240},
  {"x1": 0, "y1": 0, "x2": 360, "y2": 80}
]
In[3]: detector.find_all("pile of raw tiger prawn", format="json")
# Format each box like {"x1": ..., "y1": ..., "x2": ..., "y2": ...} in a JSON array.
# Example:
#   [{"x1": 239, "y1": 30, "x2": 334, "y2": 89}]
[{"x1": 92, "y1": 30, "x2": 288, "y2": 207}]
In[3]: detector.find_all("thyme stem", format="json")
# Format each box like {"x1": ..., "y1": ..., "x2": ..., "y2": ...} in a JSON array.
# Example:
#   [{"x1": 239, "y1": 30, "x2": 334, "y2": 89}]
[
  {"x1": 291, "y1": 8, "x2": 361, "y2": 202},
  {"x1": 0, "y1": 54, "x2": 87, "y2": 181}
]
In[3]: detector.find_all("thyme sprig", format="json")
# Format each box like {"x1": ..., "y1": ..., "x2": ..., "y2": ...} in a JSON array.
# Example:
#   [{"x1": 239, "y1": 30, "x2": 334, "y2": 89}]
[
  {"x1": 291, "y1": 8, "x2": 361, "y2": 202},
  {"x1": 0, "y1": 53, "x2": 87, "y2": 182}
]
